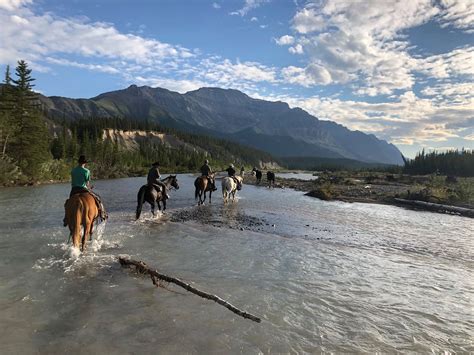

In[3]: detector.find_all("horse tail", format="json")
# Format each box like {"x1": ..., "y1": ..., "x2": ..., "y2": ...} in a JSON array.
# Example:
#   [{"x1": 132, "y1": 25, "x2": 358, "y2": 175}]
[
  {"x1": 194, "y1": 178, "x2": 200, "y2": 200},
  {"x1": 73, "y1": 198, "x2": 84, "y2": 249},
  {"x1": 136, "y1": 186, "x2": 146, "y2": 220}
]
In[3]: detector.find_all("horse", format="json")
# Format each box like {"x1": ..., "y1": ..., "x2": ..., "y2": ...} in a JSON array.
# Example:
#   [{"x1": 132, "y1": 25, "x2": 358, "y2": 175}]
[
  {"x1": 64, "y1": 193, "x2": 100, "y2": 252},
  {"x1": 267, "y1": 171, "x2": 275, "y2": 188},
  {"x1": 136, "y1": 175, "x2": 179, "y2": 219},
  {"x1": 252, "y1": 168, "x2": 262, "y2": 184},
  {"x1": 222, "y1": 175, "x2": 244, "y2": 203},
  {"x1": 194, "y1": 174, "x2": 215, "y2": 205}
]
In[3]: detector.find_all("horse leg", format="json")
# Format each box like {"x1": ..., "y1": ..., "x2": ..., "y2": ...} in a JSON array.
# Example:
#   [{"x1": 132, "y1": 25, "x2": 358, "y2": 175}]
[
  {"x1": 81, "y1": 221, "x2": 89, "y2": 252},
  {"x1": 88, "y1": 220, "x2": 94, "y2": 242},
  {"x1": 151, "y1": 200, "x2": 156, "y2": 216},
  {"x1": 209, "y1": 191, "x2": 212, "y2": 204},
  {"x1": 162, "y1": 199, "x2": 166, "y2": 211}
]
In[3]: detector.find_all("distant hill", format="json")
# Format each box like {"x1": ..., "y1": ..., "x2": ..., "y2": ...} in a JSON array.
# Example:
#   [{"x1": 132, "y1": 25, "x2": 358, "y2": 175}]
[{"x1": 39, "y1": 85, "x2": 404, "y2": 165}]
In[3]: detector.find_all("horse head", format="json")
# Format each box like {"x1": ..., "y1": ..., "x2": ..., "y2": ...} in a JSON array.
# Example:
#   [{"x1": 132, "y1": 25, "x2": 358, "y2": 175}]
[{"x1": 170, "y1": 175, "x2": 179, "y2": 190}]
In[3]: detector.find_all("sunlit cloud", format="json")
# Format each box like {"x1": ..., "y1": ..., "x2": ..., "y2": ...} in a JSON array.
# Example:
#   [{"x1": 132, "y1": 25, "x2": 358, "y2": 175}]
[{"x1": 229, "y1": 0, "x2": 269, "y2": 16}]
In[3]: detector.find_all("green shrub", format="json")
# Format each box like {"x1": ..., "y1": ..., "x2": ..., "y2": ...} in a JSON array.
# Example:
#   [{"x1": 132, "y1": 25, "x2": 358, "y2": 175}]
[{"x1": 0, "y1": 156, "x2": 27, "y2": 185}]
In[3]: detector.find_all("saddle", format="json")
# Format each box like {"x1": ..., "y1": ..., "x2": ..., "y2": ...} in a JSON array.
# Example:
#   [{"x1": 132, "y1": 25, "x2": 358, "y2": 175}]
[{"x1": 202, "y1": 176, "x2": 217, "y2": 191}]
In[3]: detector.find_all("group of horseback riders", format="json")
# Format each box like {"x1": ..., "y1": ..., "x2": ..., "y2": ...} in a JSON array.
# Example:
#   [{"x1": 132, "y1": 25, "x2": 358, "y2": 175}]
[
  {"x1": 64, "y1": 155, "x2": 245, "y2": 224},
  {"x1": 62, "y1": 155, "x2": 265, "y2": 250},
  {"x1": 199, "y1": 159, "x2": 242, "y2": 191}
]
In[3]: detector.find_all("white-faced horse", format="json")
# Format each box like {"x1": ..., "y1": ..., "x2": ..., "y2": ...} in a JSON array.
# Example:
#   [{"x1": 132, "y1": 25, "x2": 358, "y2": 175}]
[{"x1": 222, "y1": 175, "x2": 243, "y2": 203}]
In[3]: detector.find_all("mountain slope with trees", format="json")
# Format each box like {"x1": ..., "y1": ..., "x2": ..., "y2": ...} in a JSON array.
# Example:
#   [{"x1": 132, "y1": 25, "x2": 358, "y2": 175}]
[{"x1": 39, "y1": 85, "x2": 404, "y2": 165}]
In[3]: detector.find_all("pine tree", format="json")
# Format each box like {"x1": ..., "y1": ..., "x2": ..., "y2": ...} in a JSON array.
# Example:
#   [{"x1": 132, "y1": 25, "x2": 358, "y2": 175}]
[
  {"x1": 9, "y1": 60, "x2": 50, "y2": 176},
  {"x1": 0, "y1": 65, "x2": 18, "y2": 157}
]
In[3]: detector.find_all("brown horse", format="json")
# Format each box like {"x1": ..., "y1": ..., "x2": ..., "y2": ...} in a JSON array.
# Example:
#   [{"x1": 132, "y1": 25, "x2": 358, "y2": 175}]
[
  {"x1": 64, "y1": 193, "x2": 99, "y2": 252},
  {"x1": 194, "y1": 174, "x2": 215, "y2": 205}
]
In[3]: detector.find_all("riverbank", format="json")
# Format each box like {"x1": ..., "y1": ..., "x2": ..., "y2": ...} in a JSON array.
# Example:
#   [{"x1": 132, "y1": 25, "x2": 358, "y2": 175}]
[{"x1": 244, "y1": 171, "x2": 474, "y2": 218}]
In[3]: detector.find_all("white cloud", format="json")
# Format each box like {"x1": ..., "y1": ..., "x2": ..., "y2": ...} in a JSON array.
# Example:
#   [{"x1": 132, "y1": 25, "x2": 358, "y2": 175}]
[
  {"x1": 274, "y1": 35, "x2": 294, "y2": 45},
  {"x1": 45, "y1": 57, "x2": 121, "y2": 74},
  {"x1": 200, "y1": 58, "x2": 277, "y2": 84},
  {"x1": 288, "y1": 43, "x2": 303, "y2": 54},
  {"x1": 292, "y1": 7, "x2": 325, "y2": 34},
  {"x1": 250, "y1": 16, "x2": 258, "y2": 22},
  {"x1": 212, "y1": 2, "x2": 221, "y2": 9},
  {"x1": 284, "y1": 1, "x2": 441, "y2": 94},
  {"x1": 134, "y1": 76, "x2": 206, "y2": 94},
  {"x1": 438, "y1": 0, "x2": 474, "y2": 33},
  {"x1": 0, "y1": 0, "x2": 31, "y2": 11},
  {"x1": 0, "y1": 5, "x2": 194, "y2": 68},
  {"x1": 230, "y1": 0, "x2": 268, "y2": 16},
  {"x1": 418, "y1": 47, "x2": 474, "y2": 79}
]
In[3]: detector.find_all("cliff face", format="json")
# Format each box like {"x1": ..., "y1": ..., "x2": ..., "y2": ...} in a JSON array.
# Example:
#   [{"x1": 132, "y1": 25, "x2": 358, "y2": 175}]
[
  {"x1": 101, "y1": 129, "x2": 280, "y2": 169},
  {"x1": 101, "y1": 129, "x2": 203, "y2": 153}
]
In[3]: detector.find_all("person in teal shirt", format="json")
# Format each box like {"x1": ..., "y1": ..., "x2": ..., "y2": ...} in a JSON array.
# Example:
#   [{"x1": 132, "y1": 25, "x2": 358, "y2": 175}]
[
  {"x1": 70, "y1": 155, "x2": 91, "y2": 196},
  {"x1": 64, "y1": 155, "x2": 107, "y2": 226}
]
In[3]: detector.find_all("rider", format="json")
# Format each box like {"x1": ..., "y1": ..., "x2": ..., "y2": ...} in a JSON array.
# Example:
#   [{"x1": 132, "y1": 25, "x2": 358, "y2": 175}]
[
  {"x1": 64, "y1": 155, "x2": 106, "y2": 225},
  {"x1": 147, "y1": 161, "x2": 170, "y2": 199},
  {"x1": 226, "y1": 163, "x2": 242, "y2": 190},
  {"x1": 200, "y1": 159, "x2": 217, "y2": 191}
]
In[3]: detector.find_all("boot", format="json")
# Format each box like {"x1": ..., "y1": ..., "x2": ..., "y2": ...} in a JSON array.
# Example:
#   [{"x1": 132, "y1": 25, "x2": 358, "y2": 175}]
[{"x1": 98, "y1": 202, "x2": 108, "y2": 221}]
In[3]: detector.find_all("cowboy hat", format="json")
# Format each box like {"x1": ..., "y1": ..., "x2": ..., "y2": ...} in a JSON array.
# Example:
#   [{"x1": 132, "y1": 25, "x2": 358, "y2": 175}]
[{"x1": 78, "y1": 155, "x2": 88, "y2": 164}]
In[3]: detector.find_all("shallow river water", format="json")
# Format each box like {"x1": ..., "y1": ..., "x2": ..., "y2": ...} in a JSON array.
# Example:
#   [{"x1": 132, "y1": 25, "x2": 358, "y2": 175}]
[{"x1": 0, "y1": 174, "x2": 472, "y2": 353}]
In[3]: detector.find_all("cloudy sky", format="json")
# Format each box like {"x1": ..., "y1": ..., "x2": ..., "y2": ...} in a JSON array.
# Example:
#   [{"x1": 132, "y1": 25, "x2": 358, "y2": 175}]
[{"x1": 0, "y1": 0, "x2": 473, "y2": 157}]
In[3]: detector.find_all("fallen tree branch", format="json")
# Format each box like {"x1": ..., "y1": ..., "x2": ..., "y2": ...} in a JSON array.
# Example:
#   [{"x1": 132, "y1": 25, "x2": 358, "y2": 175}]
[
  {"x1": 118, "y1": 256, "x2": 261, "y2": 323},
  {"x1": 393, "y1": 198, "x2": 474, "y2": 218}
]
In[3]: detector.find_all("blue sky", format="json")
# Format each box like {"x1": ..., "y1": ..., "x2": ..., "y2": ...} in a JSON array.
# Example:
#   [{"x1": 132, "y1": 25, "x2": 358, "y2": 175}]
[{"x1": 0, "y1": 0, "x2": 473, "y2": 157}]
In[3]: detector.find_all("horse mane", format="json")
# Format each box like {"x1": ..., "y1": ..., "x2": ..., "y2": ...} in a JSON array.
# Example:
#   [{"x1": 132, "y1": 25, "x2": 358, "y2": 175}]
[{"x1": 161, "y1": 175, "x2": 176, "y2": 181}]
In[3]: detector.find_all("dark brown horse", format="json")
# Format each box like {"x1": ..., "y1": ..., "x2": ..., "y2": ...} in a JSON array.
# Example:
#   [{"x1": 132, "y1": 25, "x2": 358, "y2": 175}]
[
  {"x1": 267, "y1": 171, "x2": 275, "y2": 188},
  {"x1": 252, "y1": 168, "x2": 262, "y2": 184},
  {"x1": 64, "y1": 193, "x2": 99, "y2": 252},
  {"x1": 136, "y1": 175, "x2": 179, "y2": 219},
  {"x1": 195, "y1": 174, "x2": 215, "y2": 205}
]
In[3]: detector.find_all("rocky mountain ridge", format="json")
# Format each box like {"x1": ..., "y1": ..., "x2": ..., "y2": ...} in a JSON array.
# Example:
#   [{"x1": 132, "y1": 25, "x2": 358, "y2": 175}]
[{"x1": 40, "y1": 85, "x2": 403, "y2": 165}]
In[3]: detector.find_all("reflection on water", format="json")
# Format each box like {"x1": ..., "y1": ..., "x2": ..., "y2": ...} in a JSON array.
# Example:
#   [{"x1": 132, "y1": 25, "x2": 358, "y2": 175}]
[{"x1": 0, "y1": 174, "x2": 472, "y2": 353}]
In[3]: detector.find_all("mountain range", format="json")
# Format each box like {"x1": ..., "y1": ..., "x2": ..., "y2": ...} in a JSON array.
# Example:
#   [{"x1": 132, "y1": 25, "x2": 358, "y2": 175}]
[{"x1": 39, "y1": 85, "x2": 403, "y2": 165}]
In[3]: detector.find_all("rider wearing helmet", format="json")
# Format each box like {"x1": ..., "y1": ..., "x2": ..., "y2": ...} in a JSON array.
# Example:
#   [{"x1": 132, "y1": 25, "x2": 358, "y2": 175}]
[{"x1": 200, "y1": 159, "x2": 217, "y2": 191}]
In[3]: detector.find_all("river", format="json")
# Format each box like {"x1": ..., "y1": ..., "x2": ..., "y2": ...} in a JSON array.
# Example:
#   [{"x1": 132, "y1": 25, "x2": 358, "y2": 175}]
[{"x1": 0, "y1": 174, "x2": 472, "y2": 353}]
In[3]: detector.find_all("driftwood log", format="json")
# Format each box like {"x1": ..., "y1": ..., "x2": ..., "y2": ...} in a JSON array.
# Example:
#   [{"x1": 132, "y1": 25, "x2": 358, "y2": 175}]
[
  {"x1": 393, "y1": 198, "x2": 474, "y2": 218},
  {"x1": 118, "y1": 257, "x2": 261, "y2": 323}
]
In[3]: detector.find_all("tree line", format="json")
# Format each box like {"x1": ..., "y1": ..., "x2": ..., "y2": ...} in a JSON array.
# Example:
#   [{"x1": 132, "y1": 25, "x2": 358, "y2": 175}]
[
  {"x1": 0, "y1": 61, "x2": 278, "y2": 185},
  {"x1": 403, "y1": 149, "x2": 474, "y2": 177}
]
